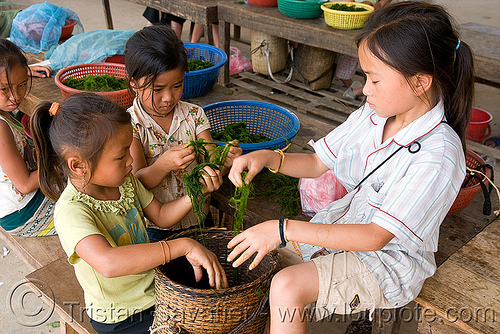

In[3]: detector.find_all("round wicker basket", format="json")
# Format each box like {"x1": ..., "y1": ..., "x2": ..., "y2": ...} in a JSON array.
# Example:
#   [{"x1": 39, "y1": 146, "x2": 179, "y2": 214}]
[
  {"x1": 152, "y1": 228, "x2": 280, "y2": 334},
  {"x1": 321, "y1": 2, "x2": 374, "y2": 30},
  {"x1": 448, "y1": 149, "x2": 492, "y2": 215}
]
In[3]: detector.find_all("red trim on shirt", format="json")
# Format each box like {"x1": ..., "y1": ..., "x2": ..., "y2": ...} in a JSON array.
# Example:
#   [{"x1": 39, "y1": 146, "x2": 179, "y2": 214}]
[
  {"x1": 323, "y1": 137, "x2": 337, "y2": 158},
  {"x1": 369, "y1": 203, "x2": 423, "y2": 242}
]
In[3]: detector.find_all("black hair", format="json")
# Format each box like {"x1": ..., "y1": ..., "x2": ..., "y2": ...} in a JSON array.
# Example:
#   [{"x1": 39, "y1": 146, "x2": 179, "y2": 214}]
[
  {"x1": 356, "y1": 1, "x2": 474, "y2": 151},
  {"x1": 0, "y1": 38, "x2": 32, "y2": 104},
  {"x1": 30, "y1": 93, "x2": 131, "y2": 201},
  {"x1": 124, "y1": 25, "x2": 187, "y2": 104}
]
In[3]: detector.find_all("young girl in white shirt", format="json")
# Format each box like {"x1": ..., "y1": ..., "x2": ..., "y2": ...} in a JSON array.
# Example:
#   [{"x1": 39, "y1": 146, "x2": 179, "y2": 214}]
[{"x1": 227, "y1": 2, "x2": 473, "y2": 333}]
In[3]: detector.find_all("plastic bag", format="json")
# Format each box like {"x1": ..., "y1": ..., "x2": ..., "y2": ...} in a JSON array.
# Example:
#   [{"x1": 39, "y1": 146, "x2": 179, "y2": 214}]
[
  {"x1": 299, "y1": 170, "x2": 348, "y2": 217},
  {"x1": 43, "y1": 30, "x2": 136, "y2": 73},
  {"x1": 229, "y1": 46, "x2": 252, "y2": 74},
  {"x1": 298, "y1": 140, "x2": 347, "y2": 216},
  {"x1": 10, "y1": 1, "x2": 83, "y2": 53}
]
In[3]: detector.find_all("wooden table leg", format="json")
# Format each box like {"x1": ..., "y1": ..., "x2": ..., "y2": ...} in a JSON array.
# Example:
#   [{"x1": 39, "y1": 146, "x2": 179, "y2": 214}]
[
  {"x1": 207, "y1": 23, "x2": 214, "y2": 46},
  {"x1": 233, "y1": 25, "x2": 241, "y2": 40},
  {"x1": 218, "y1": 20, "x2": 231, "y2": 86},
  {"x1": 102, "y1": 0, "x2": 114, "y2": 30}
]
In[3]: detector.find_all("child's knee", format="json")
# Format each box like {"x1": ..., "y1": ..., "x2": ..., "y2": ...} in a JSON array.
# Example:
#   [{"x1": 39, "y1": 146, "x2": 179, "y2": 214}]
[{"x1": 270, "y1": 268, "x2": 301, "y2": 303}]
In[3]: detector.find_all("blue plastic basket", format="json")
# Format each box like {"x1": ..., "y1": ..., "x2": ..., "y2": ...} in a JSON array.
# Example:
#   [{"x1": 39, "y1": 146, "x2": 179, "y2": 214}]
[
  {"x1": 203, "y1": 100, "x2": 300, "y2": 153},
  {"x1": 183, "y1": 43, "x2": 227, "y2": 99}
]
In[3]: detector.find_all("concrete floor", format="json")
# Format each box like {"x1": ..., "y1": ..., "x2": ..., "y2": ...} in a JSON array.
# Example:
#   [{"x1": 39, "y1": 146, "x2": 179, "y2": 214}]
[{"x1": 0, "y1": 0, "x2": 498, "y2": 333}]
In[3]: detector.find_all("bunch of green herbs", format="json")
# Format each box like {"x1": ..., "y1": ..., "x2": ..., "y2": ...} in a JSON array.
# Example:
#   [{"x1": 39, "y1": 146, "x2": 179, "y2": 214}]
[
  {"x1": 229, "y1": 171, "x2": 253, "y2": 236},
  {"x1": 182, "y1": 139, "x2": 234, "y2": 233}
]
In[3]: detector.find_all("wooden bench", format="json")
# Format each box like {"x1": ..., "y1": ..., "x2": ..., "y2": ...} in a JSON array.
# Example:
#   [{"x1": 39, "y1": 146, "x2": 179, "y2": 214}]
[
  {"x1": 415, "y1": 218, "x2": 500, "y2": 334},
  {"x1": 0, "y1": 227, "x2": 96, "y2": 333},
  {"x1": 26, "y1": 257, "x2": 97, "y2": 334}
]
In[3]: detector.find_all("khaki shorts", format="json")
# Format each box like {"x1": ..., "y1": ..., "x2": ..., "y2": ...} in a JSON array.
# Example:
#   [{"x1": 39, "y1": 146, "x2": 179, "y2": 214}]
[{"x1": 278, "y1": 245, "x2": 393, "y2": 321}]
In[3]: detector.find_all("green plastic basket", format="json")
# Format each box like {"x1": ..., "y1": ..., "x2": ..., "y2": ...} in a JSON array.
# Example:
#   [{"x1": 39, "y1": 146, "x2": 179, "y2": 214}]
[{"x1": 278, "y1": 0, "x2": 328, "y2": 19}]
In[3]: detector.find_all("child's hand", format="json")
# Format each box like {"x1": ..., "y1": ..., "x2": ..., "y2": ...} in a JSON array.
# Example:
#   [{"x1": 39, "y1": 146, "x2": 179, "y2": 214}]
[
  {"x1": 200, "y1": 165, "x2": 222, "y2": 195},
  {"x1": 228, "y1": 150, "x2": 270, "y2": 187},
  {"x1": 223, "y1": 140, "x2": 243, "y2": 169},
  {"x1": 185, "y1": 239, "x2": 228, "y2": 289},
  {"x1": 227, "y1": 220, "x2": 280, "y2": 270},
  {"x1": 29, "y1": 65, "x2": 52, "y2": 78},
  {"x1": 159, "y1": 144, "x2": 196, "y2": 172}
]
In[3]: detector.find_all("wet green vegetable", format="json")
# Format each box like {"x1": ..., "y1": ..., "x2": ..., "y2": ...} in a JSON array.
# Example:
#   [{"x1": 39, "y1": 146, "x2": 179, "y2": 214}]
[
  {"x1": 63, "y1": 74, "x2": 127, "y2": 92},
  {"x1": 211, "y1": 122, "x2": 269, "y2": 143},
  {"x1": 326, "y1": 3, "x2": 368, "y2": 11},
  {"x1": 187, "y1": 59, "x2": 214, "y2": 71}
]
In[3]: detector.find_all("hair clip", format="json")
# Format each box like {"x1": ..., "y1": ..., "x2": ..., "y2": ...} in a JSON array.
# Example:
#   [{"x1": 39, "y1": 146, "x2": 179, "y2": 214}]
[
  {"x1": 455, "y1": 39, "x2": 461, "y2": 51},
  {"x1": 49, "y1": 102, "x2": 60, "y2": 116}
]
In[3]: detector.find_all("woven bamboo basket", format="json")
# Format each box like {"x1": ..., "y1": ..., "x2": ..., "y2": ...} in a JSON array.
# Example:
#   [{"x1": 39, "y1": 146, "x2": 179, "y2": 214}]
[
  {"x1": 251, "y1": 30, "x2": 288, "y2": 75},
  {"x1": 292, "y1": 44, "x2": 336, "y2": 90},
  {"x1": 152, "y1": 228, "x2": 281, "y2": 334}
]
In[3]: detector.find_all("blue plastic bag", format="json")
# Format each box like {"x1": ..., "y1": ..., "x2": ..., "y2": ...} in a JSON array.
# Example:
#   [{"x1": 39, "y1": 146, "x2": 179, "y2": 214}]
[
  {"x1": 9, "y1": 2, "x2": 83, "y2": 53},
  {"x1": 43, "y1": 30, "x2": 136, "y2": 73}
]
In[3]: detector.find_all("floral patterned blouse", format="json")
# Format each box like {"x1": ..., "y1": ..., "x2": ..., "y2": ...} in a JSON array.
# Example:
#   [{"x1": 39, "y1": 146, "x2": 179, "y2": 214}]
[{"x1": 127, "y1": 98, "x2": 211, "y2": 230}]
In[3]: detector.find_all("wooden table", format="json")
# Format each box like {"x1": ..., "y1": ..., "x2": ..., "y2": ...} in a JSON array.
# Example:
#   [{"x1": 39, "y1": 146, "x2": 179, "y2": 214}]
[
  {"x1": 217, "y1": 3, "x2": 500, "y2": 89},
  {"x1": 124, "y1": 0, "x2": 220, "y2": 44},
  {"x1": 218, "y1": 3, "x2": 359, "y2": 86}
]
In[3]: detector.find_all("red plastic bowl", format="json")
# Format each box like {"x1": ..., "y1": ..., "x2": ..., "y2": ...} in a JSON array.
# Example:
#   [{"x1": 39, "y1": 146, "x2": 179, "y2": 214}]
[
  {"x1": 105, "y1": 54, "x2": 125, "y2": 64},
  {"x1": 60, "y1": 19, "x2": 77, "y2": 41},
  {"x1": 248, "y1": 0, "x2": 278, "y2": 7}
]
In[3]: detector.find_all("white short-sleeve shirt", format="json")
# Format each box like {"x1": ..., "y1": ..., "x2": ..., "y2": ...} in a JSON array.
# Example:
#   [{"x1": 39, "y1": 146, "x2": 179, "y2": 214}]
[{"x1": 301, "y1": 102, "x2": 466, "y2": 307}]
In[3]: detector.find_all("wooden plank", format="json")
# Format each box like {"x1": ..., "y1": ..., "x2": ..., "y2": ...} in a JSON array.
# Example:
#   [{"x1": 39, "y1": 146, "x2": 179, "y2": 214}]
[
  {"x1": 416, "y1": 220, "x2": 500, "y2": 334},
  {"x1": 467, "y1": 140, "x2": 500, "y2": 161},
  {"x1": 459, "y1": 23, "x2": 500, "y2": 88},
  {"x1": 127, "y1": 0, "x2": 218, "y2": 25},
  {"x1": 26, "y1": 257, "x2": 96, "y2": 334},
  {"x1": 415, "y1": 260, "x2": 500, "y2": 334},
  {"x1": 0, "y1": 227, "x2": 66, "y2": 271},
  {"x1": 448, "y1": 220, "x2": 500, "y2": 285}
]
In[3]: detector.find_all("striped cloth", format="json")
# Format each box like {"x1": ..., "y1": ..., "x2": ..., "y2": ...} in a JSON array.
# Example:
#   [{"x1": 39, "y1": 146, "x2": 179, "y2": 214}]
[{"x1": 300, "y1": 101, "x2": 465, "y2": 307}]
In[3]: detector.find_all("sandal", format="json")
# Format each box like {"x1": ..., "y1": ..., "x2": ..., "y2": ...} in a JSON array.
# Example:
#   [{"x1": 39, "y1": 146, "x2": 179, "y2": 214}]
[
  {"x1": 342, "y1": 81, "x2": 364, "y2": 100},
  {"x1": 484, "y1": 136, "x2": 500, "y2": 148}
]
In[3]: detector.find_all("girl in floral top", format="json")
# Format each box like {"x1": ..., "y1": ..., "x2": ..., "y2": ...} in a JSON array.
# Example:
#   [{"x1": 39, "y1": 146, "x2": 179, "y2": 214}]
[
  {"x1": 31, "y1": 92, "x2": 227, "y2": 333},
  {"x1": 124, "y1": 25, "x2": 242, "y2": 241}
]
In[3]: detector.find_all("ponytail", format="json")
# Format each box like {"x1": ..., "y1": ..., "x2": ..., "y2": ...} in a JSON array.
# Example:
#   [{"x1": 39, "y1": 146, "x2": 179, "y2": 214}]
[
  {"x1": 30, "y1": 102, "x2": 65, "y2": 202},
  {"x1": 445, "y1": 41, "x2": 474, "y2": 151}
]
